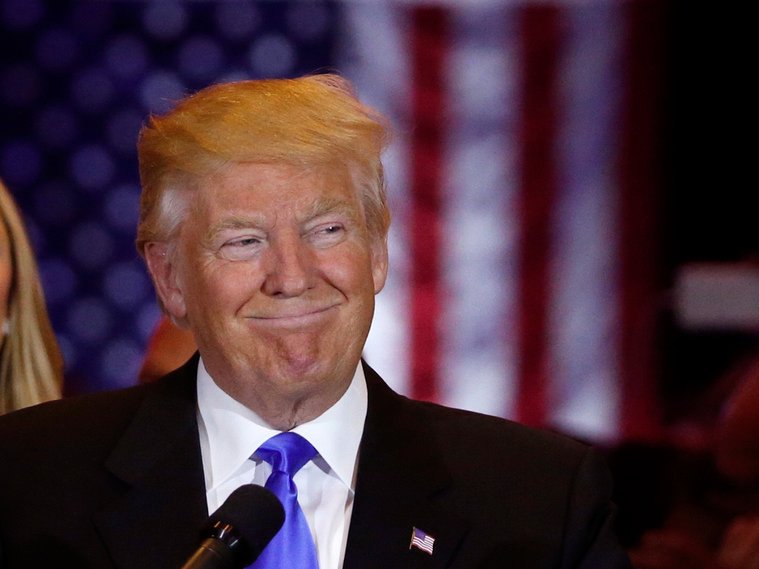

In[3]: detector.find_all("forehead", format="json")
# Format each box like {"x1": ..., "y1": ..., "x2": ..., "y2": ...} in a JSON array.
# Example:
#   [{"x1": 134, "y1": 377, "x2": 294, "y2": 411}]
[{"x1": 194, "y1": 161, "x2": 361, "y2": 218}]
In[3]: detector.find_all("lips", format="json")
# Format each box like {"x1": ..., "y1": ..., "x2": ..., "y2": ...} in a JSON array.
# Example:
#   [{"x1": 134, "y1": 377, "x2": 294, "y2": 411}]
[{"x1": 248, "y1": 303, "x2": 339, "y2": 323}]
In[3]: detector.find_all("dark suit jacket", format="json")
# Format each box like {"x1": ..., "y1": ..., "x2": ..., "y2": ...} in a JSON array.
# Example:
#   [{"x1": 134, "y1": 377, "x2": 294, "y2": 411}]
[{"x1": 0, "y1": 357, "x2": 630, "y2": 568}]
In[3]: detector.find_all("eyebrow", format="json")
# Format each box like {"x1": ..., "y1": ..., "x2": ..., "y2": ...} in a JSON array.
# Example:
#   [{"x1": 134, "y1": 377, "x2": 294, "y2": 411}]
[
  {"x1": 304, "y1": 197, "x2": 359, "y2": 223},
  {"x1": 203, "y1": 197, "x2": 360, "y2": 244},
  {"x1": 203, "y1": 216, "x2": 266, "y2": 244}
]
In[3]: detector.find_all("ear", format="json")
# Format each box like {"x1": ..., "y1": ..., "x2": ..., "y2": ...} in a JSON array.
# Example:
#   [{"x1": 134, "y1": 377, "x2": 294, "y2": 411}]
[
  {"x1": 371, "y1": 236, "x2": 389, "y2": 294},
  {"x1": 144, "y1": 242, "x2": 188, "y2": 324}
]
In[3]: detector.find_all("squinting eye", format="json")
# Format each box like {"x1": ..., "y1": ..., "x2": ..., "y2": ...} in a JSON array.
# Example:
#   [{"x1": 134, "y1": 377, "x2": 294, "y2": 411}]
[
  {"x1": 218, "y1": 236, "x2": 264, "y2": 261},
  {"x1": 228, "y1": 237, "x2": 260, "y2": 247},
  {"x1": 307, "y1": 223, "x2": 346, "y2": 247},
  {"x1": 314, "y1": 224, "x2": 345, "y2": 238}
]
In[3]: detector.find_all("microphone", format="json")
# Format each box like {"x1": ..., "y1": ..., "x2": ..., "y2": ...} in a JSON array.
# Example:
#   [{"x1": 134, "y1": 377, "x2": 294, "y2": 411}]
[{"x1": 181, "y1": 484, "x2": 285, "y2": 569}]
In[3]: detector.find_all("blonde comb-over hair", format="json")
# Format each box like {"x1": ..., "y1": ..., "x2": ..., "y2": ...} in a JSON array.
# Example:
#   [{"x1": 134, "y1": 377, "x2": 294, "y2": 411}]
[{"x1": 135, "y1": 73, "x2": 391, "y2": 255}]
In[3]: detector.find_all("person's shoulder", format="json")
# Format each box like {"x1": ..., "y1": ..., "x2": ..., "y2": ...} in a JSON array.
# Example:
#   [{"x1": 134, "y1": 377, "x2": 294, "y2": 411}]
[
  {"x1": 366, "y1": 363, "x2": 590, "y2": 464},
  {"x1": 410, "y1": 397, "x2": 593, "y2": 467},
  {"x1": 0, "y1": 370, "x2": 191, "y2": 453},
  {"x1": 0, "y1": 382, "x2": 148, "y2": 442}
]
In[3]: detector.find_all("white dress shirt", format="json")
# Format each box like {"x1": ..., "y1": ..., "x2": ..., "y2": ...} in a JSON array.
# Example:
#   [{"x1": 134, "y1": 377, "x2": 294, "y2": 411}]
[{"x1": 196, "y1": 358, "x2": 367, "y2": 569}]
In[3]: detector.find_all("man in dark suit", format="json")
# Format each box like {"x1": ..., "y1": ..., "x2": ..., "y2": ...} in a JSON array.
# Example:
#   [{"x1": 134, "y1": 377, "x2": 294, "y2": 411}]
[{"x1": 0, "y1": 74, "x2": 630, "y2": 568}]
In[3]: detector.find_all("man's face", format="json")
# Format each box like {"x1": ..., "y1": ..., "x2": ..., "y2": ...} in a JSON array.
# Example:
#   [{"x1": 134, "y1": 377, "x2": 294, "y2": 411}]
[{"x1": 148, "y1": 162, "x2": 387, "y2": 416}]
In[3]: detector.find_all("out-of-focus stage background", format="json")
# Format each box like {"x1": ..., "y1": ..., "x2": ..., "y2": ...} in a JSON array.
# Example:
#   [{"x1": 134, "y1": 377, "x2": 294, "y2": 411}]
[{"x1": 0, "y1": 0, "x2": 755, "y2": 445}]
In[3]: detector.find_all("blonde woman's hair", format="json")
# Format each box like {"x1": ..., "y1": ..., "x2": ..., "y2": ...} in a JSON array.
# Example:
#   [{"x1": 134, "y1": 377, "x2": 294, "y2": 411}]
[
  {"x1": 135, "y1": 73, "x2": 391, "y2": 255},
  {"x1": 0, "y1": 180, "x2": 63, "y2": 414}
]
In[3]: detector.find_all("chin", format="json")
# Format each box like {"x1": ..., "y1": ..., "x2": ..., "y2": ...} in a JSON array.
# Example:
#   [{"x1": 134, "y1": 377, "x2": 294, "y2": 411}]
[
  {"x1": 276, "y1": 353, "x2": 349, "y2": 389},
  {"x1": 278, "y1": 356, "x2": 323, "y2": 380}
]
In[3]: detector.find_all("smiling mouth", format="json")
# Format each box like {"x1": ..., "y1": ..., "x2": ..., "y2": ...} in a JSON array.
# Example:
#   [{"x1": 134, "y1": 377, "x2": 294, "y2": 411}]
[{"x1": 249, "y1": 304, "x2": 338, "y2": 324}]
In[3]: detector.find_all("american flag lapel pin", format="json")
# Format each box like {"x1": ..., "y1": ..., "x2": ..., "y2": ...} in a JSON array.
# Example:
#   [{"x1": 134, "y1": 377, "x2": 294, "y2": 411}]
[{"x1": 409, "y1": 526, "x2": 435, "y2": 555}]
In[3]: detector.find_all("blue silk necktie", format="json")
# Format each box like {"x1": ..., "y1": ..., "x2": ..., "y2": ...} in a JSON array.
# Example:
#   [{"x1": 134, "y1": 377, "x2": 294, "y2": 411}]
[{"x1": 249, "y1": 432, "x2": 319, "y2": 569}]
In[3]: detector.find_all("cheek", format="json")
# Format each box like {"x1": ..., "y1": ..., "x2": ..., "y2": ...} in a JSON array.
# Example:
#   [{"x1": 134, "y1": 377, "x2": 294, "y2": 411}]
[
  {"x1": 318, "y1": 248, "x2": 375, "y2": 294},
  {"x1": 334, "y1": 266, "x2": 378, "y2": 318},
  {"x1": 188, "y1": 263, "x2": 262, "y2": 315}
]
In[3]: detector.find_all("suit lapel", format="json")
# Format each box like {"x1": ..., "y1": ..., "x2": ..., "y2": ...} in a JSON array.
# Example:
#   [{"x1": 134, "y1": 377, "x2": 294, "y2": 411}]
[
  {"x1": 343, "y1": 363, "x2": 470, "y2": 569},
  {"x1": 92, "y1": 356, "x2": 209, "y2": 569}
]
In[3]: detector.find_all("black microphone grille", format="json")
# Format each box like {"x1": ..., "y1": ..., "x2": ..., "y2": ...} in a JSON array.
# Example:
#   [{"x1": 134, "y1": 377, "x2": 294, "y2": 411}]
[{"x1": 206, "y1": 484, "x2": 285, "y2": 566}]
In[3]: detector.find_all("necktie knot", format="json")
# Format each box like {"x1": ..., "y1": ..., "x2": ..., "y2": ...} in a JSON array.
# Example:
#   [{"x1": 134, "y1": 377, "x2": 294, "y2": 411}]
[{"x1": 256, "y1": 432, "x2": 317, "y2": 479}]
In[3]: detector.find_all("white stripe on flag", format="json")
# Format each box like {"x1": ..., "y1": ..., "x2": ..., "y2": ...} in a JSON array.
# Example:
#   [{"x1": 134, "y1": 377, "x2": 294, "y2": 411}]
[
  {"x1": 439, "y1": 5, "x2": 519, "y2": 417},
  {"x1": 341, "y1": 3, "x2": 413, "y2": 396},
  {"x1": 549, "y1": 2, "x2": 623, "y2": 442},
  {"x1": 340, "y1": 2, "x2": 630, "y2": 441}
]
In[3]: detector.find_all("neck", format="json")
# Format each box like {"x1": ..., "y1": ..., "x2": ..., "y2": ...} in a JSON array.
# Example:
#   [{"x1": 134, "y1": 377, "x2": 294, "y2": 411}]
[
  {"x1": 202, "y1": 362, "x2": 355, "y2": 431},
  {"x1": 243, "y1": 391, "x2": 341, "y2": 431}
]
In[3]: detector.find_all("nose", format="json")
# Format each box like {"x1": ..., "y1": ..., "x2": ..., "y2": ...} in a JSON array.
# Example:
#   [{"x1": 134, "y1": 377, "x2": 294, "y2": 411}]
[{"x1": 261, "y1": 233, "x2": 313, "y2": 297}]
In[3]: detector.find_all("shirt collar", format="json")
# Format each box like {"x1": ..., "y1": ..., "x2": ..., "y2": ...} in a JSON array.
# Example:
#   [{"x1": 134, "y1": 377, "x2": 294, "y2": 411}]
[{"x1": 197, "y1": 358, "x2": 367, "y2": 494}]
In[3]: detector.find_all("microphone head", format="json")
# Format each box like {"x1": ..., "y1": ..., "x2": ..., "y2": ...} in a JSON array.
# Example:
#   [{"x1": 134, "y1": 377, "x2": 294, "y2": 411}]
[{"x1": 205, "y1": 484, "x2": 285, "y2": 566}]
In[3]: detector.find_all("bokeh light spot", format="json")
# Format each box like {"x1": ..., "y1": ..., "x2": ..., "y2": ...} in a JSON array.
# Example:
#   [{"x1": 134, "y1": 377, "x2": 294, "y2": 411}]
[
  {"x1": 143, "y1": 2, "x2": 188, "y2": 40},
  {"x1": 104, "y1": 184, "x2": 141, "y2": 232},
  {"x1": 39, "y1": 258, "x2": 78, "y2": 304},
  {"x1": 140, "y1": 71, "x2": 186, "y2": 114},
  {"x1": 103, "y1": 261, "x2": 150, "y2": 308},
  {"x1": 67, "y1": 297, "x2": 113, "y2": 343},
  {"x1": 216, "y1": 2, "x2": 260, "y2": 40},
  {"x1": 249, "y1": 33, "x2": 296, "y2": 77},
  {"x1": 286, "y1": 3, "x2": 331, "y2": 42},
  {"x1": 101, "y1": 338, "x2": 144, "y2": 388},
  {"x1": 137, "y1": 302, "x2": 162, "y2": 341},
  {"x1": 68, "y1": 222, "x2": 115, "y2": 270},
  {"x1": 56, "y1": 333, "x2": 77, "y2": 370},
  {"x1": 70, "y1": 145, "x2": 115, "y2": 190}
]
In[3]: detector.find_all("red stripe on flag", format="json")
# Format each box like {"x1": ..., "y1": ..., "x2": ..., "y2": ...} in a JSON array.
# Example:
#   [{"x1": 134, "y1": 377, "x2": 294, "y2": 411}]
[
  {"x1": 617, "y1": 0, "x2": 665, "y2": 441},
  {"x1": 409, "y1": 6, "x2": 448, "y2": 402},
  {"x1": 515, "y1": 5, "x2": 562, "y2": 426}
]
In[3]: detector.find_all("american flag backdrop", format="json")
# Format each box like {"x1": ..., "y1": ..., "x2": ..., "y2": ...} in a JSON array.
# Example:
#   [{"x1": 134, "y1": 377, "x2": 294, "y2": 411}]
[
  {"x1": 0, "y1": 0, "x2": 667, "y2": 444},
  {"x1": 345, "y1": 1, "x2": 664, "y2": 444}
]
